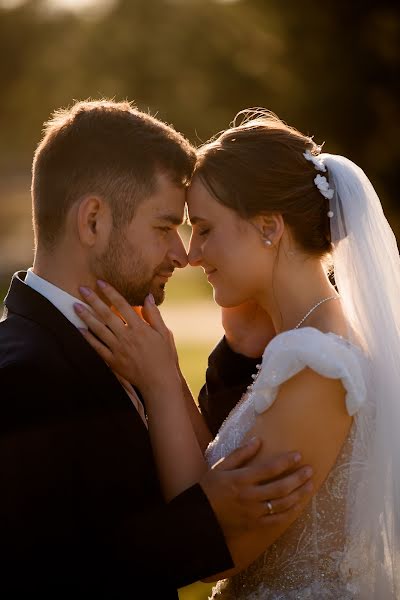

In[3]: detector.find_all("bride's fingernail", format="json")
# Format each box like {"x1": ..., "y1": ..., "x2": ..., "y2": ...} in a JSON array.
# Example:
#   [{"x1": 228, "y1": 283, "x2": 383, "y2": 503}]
[
  {"x1": 79, "y1": 286, "x2": 91, "y2": 297},
  {"x1": 74, "y1": 302, "x2": 85, "y2": 313},
  {"x1": 97, "y1": 280, "x2": 107, "y2": 289},
  {"x1": 148, "y1": 293, "x2": 155, "y2": 305},
  {"x1": 78, "y1": 327, "x2": 87, "y2": 334}
]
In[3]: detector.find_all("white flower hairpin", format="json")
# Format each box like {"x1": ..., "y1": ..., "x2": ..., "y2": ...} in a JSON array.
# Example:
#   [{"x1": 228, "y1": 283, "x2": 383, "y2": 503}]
[
  {"x1": 303, "y1": 149, "x2": 326, "y2": 172},
  {"x1": 303, "y1": 150, "x2": 335, "y2": 203},
  {"x1": 314, "y1": 174, "x2": 334, "y2": 200}
]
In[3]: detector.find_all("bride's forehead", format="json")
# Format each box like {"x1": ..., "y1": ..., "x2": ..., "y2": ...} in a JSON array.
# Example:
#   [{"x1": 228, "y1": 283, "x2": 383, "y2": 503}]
[
  {"x1": 187, "y1": 197, "x2": 241, "y2": 230},
  {"x1": 187, "y1": 177, "x2": 213, "y2": 200},
  {"x1": 187, "y1": 183, "x2": 223, "y2": 216}
]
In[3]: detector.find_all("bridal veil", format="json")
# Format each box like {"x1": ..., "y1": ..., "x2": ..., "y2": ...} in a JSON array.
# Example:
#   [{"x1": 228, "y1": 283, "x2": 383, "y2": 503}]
[{"x1": 321, "y1": 152, "x2": 400, "y2": 598}]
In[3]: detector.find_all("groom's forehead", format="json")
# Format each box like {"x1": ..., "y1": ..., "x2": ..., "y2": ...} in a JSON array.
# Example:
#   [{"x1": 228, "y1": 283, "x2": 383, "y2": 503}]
[
  {"x1": 137, "y1": 195, "x2": 185, "y2": 224},
  {"x1": 135, "y1": 182, "x2": 186, "y2": 220}
]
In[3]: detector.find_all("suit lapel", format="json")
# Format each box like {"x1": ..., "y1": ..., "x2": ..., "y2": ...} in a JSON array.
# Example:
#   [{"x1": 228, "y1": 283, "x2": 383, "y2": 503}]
[{"x1": 4, "y1": 271, "x2": 148, "y2": 431}]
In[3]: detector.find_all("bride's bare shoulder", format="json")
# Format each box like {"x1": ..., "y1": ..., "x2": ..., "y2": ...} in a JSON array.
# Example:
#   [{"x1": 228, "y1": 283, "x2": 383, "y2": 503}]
[{"x1": 307, "y1": 298, "x2": 349, "y2": 339}]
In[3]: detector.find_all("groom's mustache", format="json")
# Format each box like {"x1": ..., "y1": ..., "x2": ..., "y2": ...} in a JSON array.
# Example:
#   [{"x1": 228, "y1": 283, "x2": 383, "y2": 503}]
[{"x1": 154, "y1": 263, "x2": 176, "y2": 278}]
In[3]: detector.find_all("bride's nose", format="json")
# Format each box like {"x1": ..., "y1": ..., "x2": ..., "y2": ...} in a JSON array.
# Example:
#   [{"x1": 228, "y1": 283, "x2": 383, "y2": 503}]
[{"x1": 188, "y1": 236, "x2": 203, "y2": 267}]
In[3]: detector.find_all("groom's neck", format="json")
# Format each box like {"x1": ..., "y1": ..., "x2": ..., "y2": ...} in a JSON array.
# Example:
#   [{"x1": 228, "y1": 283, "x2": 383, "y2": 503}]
[{"x1": 33, "y1": 246, "x2": 93, "y2": 300}]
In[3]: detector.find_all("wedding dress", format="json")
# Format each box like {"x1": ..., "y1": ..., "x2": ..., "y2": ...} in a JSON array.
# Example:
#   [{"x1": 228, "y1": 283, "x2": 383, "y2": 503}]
[{"x1": 206, "y1": 327, "x2": 370, "y2": 599}]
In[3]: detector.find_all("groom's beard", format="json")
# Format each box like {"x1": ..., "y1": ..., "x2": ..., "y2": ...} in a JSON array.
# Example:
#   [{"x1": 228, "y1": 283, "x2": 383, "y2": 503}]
[{"x1": 93, "y1": 231, "x2": 171, "y2": 306}]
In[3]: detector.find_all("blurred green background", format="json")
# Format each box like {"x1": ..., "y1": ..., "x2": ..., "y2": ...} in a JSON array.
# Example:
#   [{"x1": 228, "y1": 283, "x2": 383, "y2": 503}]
[{"x1": 0, "y1": 0, "x2": 399, "y2": 598}]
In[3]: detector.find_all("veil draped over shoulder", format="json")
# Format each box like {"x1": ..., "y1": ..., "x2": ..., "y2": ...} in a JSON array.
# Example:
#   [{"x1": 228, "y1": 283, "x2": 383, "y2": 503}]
[{"x1": 321, "y1": 153, "x2": 400, "y2": 597}]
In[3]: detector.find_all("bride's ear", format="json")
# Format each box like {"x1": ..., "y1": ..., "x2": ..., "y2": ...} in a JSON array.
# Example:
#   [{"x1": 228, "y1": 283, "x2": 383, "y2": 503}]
[{"x1": 250, "y1": 214, "x2": 285, "y2": 247}]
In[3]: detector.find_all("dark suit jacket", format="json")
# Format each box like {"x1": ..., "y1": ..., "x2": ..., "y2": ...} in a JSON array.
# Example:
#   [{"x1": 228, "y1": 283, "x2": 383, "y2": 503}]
[
  {"x1": 0, "y1": 272, "x2": 232, "y2": 598},
  {"x1": 198, "y1": 337, "x2": 262, "y2": 437}
]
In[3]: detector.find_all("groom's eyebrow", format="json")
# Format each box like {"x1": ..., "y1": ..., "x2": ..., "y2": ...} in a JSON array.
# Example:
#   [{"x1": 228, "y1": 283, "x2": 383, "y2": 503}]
[{"x1": 156, "y1": 213, "x2": 184, "y2": 226}]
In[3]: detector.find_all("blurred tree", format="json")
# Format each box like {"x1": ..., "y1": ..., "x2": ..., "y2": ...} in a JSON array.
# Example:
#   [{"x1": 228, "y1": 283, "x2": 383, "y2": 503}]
[{"x1": 0, "y1": 0, "x2": 399, "y2": 246}]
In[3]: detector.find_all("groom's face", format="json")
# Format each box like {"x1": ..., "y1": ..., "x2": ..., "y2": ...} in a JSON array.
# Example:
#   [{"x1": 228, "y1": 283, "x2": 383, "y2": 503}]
[{"x1": 95, "y1": 172, "x2": 188, "y2": 306}]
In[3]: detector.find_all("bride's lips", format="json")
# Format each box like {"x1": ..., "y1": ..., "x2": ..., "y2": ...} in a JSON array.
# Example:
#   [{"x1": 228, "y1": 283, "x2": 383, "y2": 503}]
[{"x1": 205, "y1": 269, "x2": 217, "y2": 281}]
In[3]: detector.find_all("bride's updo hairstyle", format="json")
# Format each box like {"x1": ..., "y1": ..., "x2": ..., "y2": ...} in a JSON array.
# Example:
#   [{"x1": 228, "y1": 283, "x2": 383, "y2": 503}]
[{"x1": 194, "y1": 109, "x2": 332, "y2": 258}]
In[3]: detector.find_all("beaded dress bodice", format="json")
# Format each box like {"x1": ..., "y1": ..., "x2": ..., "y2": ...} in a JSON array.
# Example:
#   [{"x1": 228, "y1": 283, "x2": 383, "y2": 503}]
[{"x1": 205, "y1": 328, "x2": 368, "y2": 599}]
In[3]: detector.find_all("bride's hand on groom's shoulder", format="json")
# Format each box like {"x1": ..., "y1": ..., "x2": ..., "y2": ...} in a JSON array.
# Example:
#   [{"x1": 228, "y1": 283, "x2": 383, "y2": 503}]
[
  {"x1": 222, "y1": 301, "x2": 275, "y2": 358},
  {"x1": 73, "y1": 281, "x2": 180, "y2": 394}
]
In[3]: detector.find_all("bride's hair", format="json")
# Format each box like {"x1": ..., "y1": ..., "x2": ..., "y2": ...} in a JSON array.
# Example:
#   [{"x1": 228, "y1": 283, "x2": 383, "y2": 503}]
[{"x1": 195, "y1": 109, "x2": 332, "y2": 258}]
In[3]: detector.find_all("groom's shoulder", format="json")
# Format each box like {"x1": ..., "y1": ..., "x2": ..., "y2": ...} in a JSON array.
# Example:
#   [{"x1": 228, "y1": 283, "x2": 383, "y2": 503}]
[
  {"x1": 0, "y1": 311, "x2": 64, "y2": 371},
  {"x1": 0, "y1": 316, "x2": 79, "y2": 427},
  {"x1": 1, "y1": 309, "x2": 52, "y2": 346}
]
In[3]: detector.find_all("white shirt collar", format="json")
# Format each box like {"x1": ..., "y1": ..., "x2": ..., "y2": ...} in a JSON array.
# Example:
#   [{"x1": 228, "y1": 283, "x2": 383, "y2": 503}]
[{"x1": 24, "y1": 268, "x2": 89, "y2": 329}]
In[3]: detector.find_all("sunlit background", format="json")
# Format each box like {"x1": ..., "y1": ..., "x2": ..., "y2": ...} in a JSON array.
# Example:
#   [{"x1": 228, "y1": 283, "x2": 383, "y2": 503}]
[{"x1": 0, "y1": 1, "x2": 399, "y2": 597}]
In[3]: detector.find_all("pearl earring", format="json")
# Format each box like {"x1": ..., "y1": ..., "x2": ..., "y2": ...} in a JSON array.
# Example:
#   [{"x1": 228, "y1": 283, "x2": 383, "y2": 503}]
[{"x1": 263, "y1": 238, "x2": 273, "y2": 247}]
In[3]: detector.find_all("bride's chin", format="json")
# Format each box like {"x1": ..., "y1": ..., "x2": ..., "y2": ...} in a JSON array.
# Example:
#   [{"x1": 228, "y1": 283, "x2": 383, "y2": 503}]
[{"x1": 213, "y1": 289, "x2": 244, "y2": 308}]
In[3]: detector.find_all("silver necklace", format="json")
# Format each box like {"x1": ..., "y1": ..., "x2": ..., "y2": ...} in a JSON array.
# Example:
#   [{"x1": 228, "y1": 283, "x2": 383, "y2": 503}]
[{"x1": 294, "y1": 295, "x2": 340, "y2": 329}]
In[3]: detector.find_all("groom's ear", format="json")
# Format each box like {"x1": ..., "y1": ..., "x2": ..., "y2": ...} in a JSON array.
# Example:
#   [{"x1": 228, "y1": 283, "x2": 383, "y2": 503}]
[{"x1": 76, "y1": 195, "x2": 112, "y2": 247}]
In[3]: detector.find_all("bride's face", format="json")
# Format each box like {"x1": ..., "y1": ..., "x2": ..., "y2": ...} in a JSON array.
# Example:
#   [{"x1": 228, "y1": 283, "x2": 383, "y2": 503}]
[{"x1": 187, "y1": 177, "x2": 274, "y2": 307}]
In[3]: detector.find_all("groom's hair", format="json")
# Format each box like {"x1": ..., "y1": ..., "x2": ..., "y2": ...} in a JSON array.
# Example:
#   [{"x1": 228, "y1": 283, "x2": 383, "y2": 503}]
[{"x1": 31, "y1": 99, "x2": 196, "y2": 250}]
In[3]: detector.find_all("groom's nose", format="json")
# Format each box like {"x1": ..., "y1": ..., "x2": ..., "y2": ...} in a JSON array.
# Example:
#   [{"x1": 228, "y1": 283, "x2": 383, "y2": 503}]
[{"x1": 168, "y1": 234, "x2": 189, "y2": 269}]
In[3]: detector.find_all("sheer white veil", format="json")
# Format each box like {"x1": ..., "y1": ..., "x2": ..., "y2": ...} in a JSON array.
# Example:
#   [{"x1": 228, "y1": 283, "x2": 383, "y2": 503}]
[{"x1": 320, "y1": 153, "x2": 400, "y2": 597}]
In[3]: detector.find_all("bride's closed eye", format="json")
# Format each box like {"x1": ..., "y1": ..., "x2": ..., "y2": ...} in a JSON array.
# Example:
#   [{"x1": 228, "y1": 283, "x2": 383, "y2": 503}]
[{"x1": 198, "y1": 228, "x2": 211, "y2": 237}]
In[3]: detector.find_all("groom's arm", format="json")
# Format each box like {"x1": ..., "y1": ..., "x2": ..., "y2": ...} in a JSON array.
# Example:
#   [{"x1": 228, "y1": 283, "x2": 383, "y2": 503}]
[
  {"x1": 112, "y1": 482, "x2": 233, "y2": 588},
  {"x1": 198, "y1": 337, "x2": 262, "y2": 436},
  {"x1": 0, "y1": 363, "x2": 233, "y2": 591}
]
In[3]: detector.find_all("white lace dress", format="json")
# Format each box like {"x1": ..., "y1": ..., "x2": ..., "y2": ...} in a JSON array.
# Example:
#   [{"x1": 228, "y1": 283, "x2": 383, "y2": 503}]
[{"x1": 206, "y1": 327, "x2": 369, "y2": 600}]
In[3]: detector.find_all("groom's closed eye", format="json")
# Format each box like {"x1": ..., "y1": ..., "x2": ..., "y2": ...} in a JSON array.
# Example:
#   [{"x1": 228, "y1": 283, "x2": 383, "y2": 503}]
[
  {"x1": 155, "y1": 212, "x2": 184, "y2": 226},
  {"x1": 154, "y1": 214, "x2": 184, "y2": 235}
]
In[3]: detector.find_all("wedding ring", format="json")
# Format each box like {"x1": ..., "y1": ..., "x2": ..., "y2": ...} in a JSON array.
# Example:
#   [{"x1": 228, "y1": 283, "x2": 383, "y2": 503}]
[{"x1": 265, "y1": 500, "x2": 274, "y2": 515}]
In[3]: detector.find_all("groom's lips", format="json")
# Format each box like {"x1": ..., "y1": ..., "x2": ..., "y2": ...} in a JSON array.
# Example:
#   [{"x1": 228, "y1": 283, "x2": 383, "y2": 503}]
[{"x1": 156, "y1": 271, "x2": 174, "y2": 282}]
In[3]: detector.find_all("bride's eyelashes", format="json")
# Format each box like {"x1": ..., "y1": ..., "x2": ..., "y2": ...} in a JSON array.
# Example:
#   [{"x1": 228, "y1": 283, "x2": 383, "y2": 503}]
[
  {"x1": 198, "y1": 228, "x2": 211, "y2": 237},
  {"x1": 191, "y1": 225, "x2": 211, "y2": 237}
]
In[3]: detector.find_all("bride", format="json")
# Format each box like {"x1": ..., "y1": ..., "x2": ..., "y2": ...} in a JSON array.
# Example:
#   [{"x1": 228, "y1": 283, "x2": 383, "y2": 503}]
[{"x1": 75, "y1": 110, "x2": 400, "y2": 598}]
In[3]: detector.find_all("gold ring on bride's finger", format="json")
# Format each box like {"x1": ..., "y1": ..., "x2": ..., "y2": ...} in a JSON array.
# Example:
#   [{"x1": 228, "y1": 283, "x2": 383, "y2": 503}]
[{"x1": 265, "y1": 500, "x2": 274, "y2": 515}]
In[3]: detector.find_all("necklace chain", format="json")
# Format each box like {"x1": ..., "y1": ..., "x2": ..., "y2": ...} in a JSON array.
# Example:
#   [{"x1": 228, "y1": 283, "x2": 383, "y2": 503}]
[{"x1": 294, "y1": 295, "x2": 340, "y2": 329}]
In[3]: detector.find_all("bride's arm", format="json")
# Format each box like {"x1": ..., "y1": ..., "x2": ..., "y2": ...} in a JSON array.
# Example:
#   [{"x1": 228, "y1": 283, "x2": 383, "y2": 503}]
[
  {"x1": 143, "y1": 375, "x2": 209, "y2": 501},
  {"x1": 179, "y1": 373, "x2": 212, "y2": 453},
  {"x1": 203, "y1": 366, "x2": 352, "y2": 581},
  {"x1": 153, "y1": 314, "x2": 212, "y2": 452}
]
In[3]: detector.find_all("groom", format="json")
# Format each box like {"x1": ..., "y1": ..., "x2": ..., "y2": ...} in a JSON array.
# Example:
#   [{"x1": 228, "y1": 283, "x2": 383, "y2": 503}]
[{"x1": 0, "y1": 100, "x2": 312, "y2": 598}]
